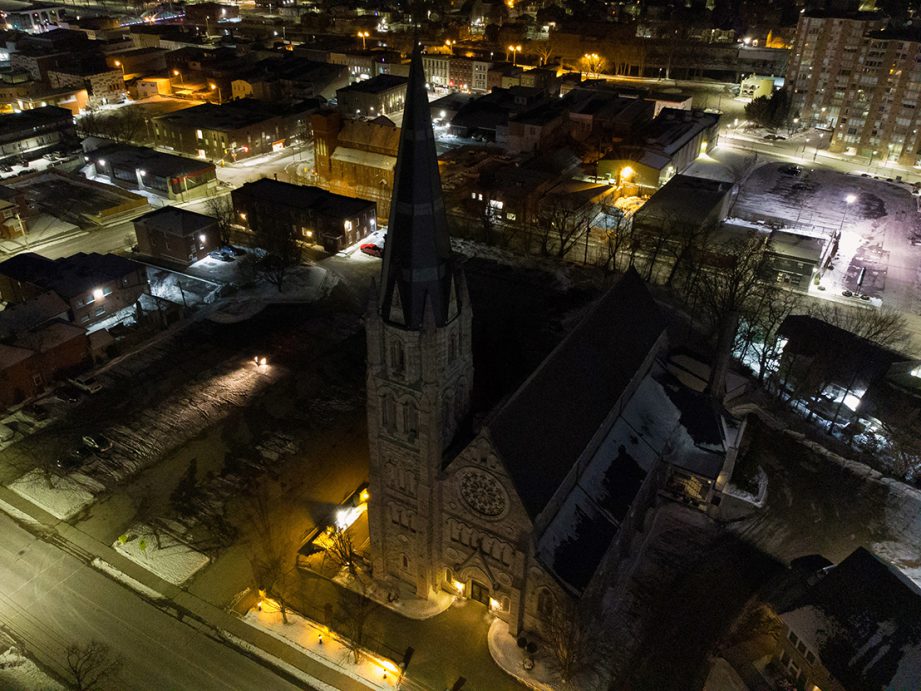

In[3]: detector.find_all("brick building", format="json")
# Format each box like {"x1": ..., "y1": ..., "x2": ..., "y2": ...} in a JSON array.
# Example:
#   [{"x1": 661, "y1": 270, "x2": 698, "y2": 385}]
[
  {"x1": 152, "y1": 99, "x2": 319, "y2": 162},
  {"x1": 232, "y1": 178, "x2": 377, "y2": 252},
  {"x1": 133, "y1": 207, "x2": 220, "y2": 265},
  {"x1": 336, "y1": 74, "x2": 408, "y2": 117}
]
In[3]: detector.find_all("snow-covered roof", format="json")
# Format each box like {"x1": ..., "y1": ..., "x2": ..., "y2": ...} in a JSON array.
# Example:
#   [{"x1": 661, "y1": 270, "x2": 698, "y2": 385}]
[
  {"x1": 780, "y1": 547, "x2": 921, "y2": 689},
  {"x1": 536, "y1": 361, "x2": 729, "y2": 593},
  {"x1": 485, "y1": 268, "x2": 667, "y2": 520}
]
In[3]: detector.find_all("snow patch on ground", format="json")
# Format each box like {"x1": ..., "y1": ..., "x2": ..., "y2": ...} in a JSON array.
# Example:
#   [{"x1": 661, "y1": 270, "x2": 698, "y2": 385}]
[
  {"x1": 725, "y1": 466, "x2": 769, "y2": 508},
  {"x1": 218, "y1": 630, "x2": 339, "y2": 691},
  {"x1": 487, "y1": 618, "x2": 555, "y2": 691},
  {"x1": 0, "y1": 647, "x2": 64, "y2": 691},
  {"x1": 113, "y1": 523, "x2": 209, "y2": 586},
  {"x1": 90, "y1": 557, "x2": 165, "y2": 600},
  {"x1": 208, "y1": 265, "x2": 337, "y2": 323},
  {"x1": 331, "y1": 571, "x2": 455, "y2": 620},
  {"x1": 9, "y1": 470, "x2": 103, "y2": 520},
  {"x1": 243, "y1": 605, "x2": 399, "y2": 689}
]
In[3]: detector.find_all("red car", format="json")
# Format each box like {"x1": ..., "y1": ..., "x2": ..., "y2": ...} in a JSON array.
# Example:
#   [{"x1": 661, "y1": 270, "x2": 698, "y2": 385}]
[{"x1": 360, "y1": 243, "x2": 384, "y2": 258}]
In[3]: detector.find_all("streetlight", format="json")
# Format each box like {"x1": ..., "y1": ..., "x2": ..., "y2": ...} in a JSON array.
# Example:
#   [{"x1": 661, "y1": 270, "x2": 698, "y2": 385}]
[
  {"x1": 358, "y1": 30, "x2": 369, "y2": 50},
  {"x1": 445, "y1": 39, "x2": 454, "y2": 54},
  {"x1": 172, "y1": 69, "x2": 183, "y2": 84},
  {"x1": 113, "y1": 60, "x2": 125, "y2": 77},
  {"x1": 508, "y1": 45, "x2": 521, "y2": 65},
  {"x1": 840, "y1": 193, "x2": 857, "y2": 233},
  {"x1": 209, "y1": 82, "x2": 223, "y2": 103}
]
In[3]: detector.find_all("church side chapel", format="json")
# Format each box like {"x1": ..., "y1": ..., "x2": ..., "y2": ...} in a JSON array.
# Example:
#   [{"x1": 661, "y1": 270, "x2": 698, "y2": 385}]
[{"x1": 364, "y1": 47, "x2": 745, "y2": 650}]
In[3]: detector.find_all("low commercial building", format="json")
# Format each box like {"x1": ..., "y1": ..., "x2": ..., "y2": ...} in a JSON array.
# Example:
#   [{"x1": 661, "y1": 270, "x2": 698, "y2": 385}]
[
  {"x1": 0, "y1": 251, "x2": 149, "y2": 328},
  {"x1": 47, "y1": 65, "x2": 125, "y2": 106},
  {"x1": 0, "y1": 106, "x2": 76, "y2": 162},
  {"x1": 762, "y1": 229, "x2": 832, "y2": 291},
  {"x1": 336, "y1": 74, "x2": 408, "y2": 117},
  {"x1": 86, "y1": 145, "x2": 218, "y2": 201},
  {"x1": 152, "y1": 99, "x2": 319, "y2": 162},
  {"x1": 133, "y1": 207, "x2": 220, "y2": 266},
  {"x1": 599, "y1": 109, "x2": 720, "y2": 188},
  {"x1": 631, "y1": 174, "x2": 733, "y2": 249},
  {"x1": 232, "y1": 178, "x2": 377, "y2": 252}
]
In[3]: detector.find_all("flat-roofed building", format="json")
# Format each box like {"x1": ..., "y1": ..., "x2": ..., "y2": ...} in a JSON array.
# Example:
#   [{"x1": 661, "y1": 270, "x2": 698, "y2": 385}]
[
  {"x1": 336, "y1": 74, "x2": 408, "y2": 117},
  {"x1": 86, "y1": 144, "x2": 217, "y2": 201},
  {"x1": 152, "y1": 99, "x2": 319, "y2": 162},
  {"x1": 0, "y1": 105, "x2": 76, "y2": 162},
  {"x1": 232, "y1": 178, "x2": 377, "y2": 252},
  {"x1": 133, "y1": 206, "x2": 220, "y2": 265}
]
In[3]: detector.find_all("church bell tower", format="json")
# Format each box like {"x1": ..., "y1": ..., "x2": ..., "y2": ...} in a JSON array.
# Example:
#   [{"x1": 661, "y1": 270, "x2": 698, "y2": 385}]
[{"x1": 365, "y1": 48, "x2": 474, "y2": 597}]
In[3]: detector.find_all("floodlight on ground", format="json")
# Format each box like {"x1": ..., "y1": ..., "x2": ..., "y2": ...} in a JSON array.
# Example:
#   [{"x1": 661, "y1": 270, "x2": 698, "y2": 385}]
[{"x1": 845, "y1": 194, "x2": 857, "y2": 204}]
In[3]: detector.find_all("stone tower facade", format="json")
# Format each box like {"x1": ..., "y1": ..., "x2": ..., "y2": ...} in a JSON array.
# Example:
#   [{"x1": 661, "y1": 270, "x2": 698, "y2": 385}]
[{"x1": 366, "y1": 48, "x2": 473, "y2": 597}]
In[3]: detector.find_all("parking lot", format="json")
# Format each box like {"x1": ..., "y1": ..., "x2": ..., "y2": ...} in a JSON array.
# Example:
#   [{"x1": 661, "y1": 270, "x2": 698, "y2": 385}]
[{"x1": 730, "y1": 162, "x2": 921, "y2": 349}]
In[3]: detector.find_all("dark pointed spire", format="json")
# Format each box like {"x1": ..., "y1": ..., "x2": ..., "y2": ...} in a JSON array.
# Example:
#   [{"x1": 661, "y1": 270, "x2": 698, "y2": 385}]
[{"x1": 378, "y1": 46, "x2": 455, "y2": 330}]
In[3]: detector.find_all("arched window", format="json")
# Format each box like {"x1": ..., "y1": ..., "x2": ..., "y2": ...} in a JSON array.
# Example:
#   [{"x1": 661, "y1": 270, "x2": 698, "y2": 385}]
[
  {"x1": 537, "y1": 589, "x2": 555, "y2": 618},
  {"x1": 389, "y1": 340, "x2": 405, "y2": 375},
  {"x1": 381, "y1": 395, "x2": 396, "y2": 432},
  {"x1": 403, "y1": 401, "x2": 418, "y2": 437}
]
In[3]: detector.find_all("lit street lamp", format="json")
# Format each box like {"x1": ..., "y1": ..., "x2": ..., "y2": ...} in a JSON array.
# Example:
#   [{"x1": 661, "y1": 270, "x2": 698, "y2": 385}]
[
  {"x1": 113, "y1": 60, "x2": 125, "y2": 77},
  {"x1": 508, "y1": 44, "x2": 522, "y2": 65},
  {"x1": 172, "y1": 69, "x2": 183, "y2": 84},
  {"x1": 840, "y1": 193, "x2": 857, "y2": 233},
  {"x1": 357, "y1": 30, "x2": 370, "y2": 50},
  {"x1": 209, "y1": 82, "x2": 223, "y2": 103}
]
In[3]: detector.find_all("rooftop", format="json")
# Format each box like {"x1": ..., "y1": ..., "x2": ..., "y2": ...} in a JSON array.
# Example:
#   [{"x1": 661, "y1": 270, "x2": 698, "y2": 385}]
[
  {"x1": 486, "y1": 268, "x2": 667, "y2": 520},
  {"x1": 337, "y1": 74, "x2": 407, "y2": 95},
  {"x1": 0, "y1": 251, "x2": 142, "y2": 300},
  {"x1": 88, "y1": 145, "x2": 215, "y2": 178},
  {"x1": 235, "y1": 179, "x2": 375, "y2": 216},
  {"x1": 154, "y1": 99, "x2": 319, "y2": 132},
  {"x1": 134, "y1": 206, "x2": 216, "y2": 237},
  {"x1": 0, "y1": 106, "x2": 73, "y2": 139}
]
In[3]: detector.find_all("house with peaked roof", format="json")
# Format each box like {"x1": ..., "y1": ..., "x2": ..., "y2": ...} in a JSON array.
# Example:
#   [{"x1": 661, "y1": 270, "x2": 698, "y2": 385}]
[
  {"x1": 364, "y1": 48, "x2": 744, "y2": 642},
  {"x1": 772, "y1": 547, "x2": 921, "y2": 691}
]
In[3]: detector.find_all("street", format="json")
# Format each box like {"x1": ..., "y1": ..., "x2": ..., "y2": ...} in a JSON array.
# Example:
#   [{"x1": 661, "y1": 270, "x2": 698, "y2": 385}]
[{"x1": 0, "y1": 511, "x2": 299, "y2": 690}]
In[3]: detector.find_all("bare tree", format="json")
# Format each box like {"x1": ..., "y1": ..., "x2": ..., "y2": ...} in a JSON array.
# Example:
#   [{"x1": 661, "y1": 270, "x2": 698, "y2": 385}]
[
  {"x1": 542, "y1": 597, "x2": 611, "y2": 688},
  {"x1": 535, "y1": 198, "x2": 588, "y2": 259},
  {"x1": 131, "y1": 484, "x2": 167, "y2": 550},
  {"x1": 244, "y1": 482, "x2": 297, "y2": 624},
  {"x1": 205, "y1": 194, "x2": 236, "y2": 245},
  {"x1": 78, "y1": 108, "x2": 147, "y2": 144},
  {"x1": 253, "y1": 220, "x2": 303, "y2": 293},
  {"x1": 323, "y1": 526, "x2": 361, "y2": 579},
  {"x1": 735, "y1": 285, "x2": 801, "y2": 385},
  {"x1": 806, "y1": 303, "x2": 908, "y2": 349},
  {"x1": 64, "y1": 641, "x2": 123, "y2": 690},
  {"x1": 336, "y1": 589, "x2": 378, "y2": 665},
  {"x1": 693, "y1": 235, "x2": 769, "y2": 397},
  {"x1": 534, "y1": 42, "x2": 554, "y2": 66}
]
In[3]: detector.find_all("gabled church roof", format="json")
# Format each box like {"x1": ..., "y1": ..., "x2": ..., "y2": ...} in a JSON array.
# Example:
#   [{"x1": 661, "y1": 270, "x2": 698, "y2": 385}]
[
  {"x1": 378, "y1": 48, "x2": 456, "y2": 330},
  {"x1": 486, "y1": 268, "x2": 667, "y2": 520}
]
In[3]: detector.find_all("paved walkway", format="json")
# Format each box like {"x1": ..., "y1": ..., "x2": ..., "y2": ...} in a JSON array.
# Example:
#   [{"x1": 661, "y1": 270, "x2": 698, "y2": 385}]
[
  {"x1": 0, "y1": 485, "x2": 371, "y2": 691},
  {"x1": 288, "y1": 572, "x2": 525, "y2": 691}
]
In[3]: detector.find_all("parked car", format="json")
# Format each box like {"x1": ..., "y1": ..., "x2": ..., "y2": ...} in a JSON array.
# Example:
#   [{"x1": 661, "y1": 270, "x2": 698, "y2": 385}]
[
  {"x1": 221, "y1": 245, "x2": 245, "y2": 257},
  {"x1": 779, "y1": 164, "x2": 802, "y2": 176},
  {"x1": 82, "y1": 433, "x2": 113, "y2": 453},
  {"x1": 56, "y1": 446, "x2": 94, "y2": 470},
  {"x1": 68, "y1": 374, "x2": 103, "y2": 394},
  {"x1": 360, "y1": 243, "x2": 384, "y2": 258},
  {"x1": 21, "y1": 404, "x2": 49, "y2": 422},
  {"x1": 56, "y1": 386, "x2": 82, "y2": 403}
]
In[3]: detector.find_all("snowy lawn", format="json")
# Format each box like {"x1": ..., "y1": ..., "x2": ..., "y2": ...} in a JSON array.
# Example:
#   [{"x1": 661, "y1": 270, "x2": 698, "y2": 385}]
[
  {"x1": 244, "y1": 604, "x2": 399, "y2": 689},
  {"x1": 9, "y1": 470, "x2": 103, "y2": 520},
  {"x1": 114, "y1": 522, "x2": 209, "y2": 586},
  {"x1": 487, "y1": 618, "x2": 556, "y2": 691},
  {"x1": 208, "y1": 265, "x2": 338, "y2": 324},
  {"x1": 0, "y1": 647, "x2": 64, "y2": 691}
]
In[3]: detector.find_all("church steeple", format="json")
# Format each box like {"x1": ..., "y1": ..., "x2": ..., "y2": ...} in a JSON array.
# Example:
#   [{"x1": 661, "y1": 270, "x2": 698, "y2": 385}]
[{"x1": 379, "y1": 46, "x2": 455, "y2": 330}]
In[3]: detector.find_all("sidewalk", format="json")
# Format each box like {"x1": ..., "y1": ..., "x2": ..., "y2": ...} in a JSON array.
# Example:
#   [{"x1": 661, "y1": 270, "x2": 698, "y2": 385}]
[{"x1": 0, "y1": 485, "x2": 374, "y2": 691}]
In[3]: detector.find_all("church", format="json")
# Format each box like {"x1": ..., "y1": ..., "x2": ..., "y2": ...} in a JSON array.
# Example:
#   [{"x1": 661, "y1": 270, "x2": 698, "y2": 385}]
[{"x1": 365, "y1": 49, "x2": 744, "y2": 639}]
